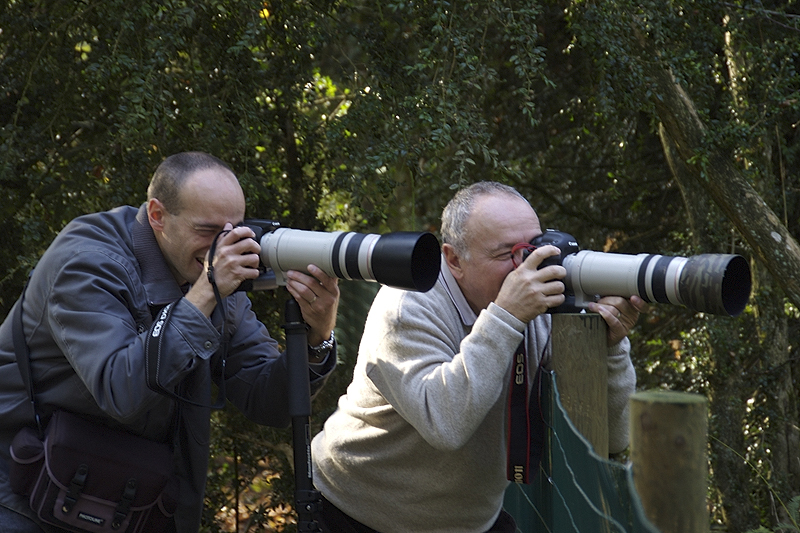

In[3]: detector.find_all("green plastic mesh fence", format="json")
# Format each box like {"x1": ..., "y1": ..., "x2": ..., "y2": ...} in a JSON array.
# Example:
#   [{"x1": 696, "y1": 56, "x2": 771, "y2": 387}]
[{"x1": 504, "y1": 371, "x2": 660, "y2": 533}]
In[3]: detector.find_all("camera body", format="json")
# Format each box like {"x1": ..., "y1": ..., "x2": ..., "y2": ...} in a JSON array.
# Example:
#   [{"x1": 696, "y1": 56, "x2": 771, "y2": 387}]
[
  {"x1": 528, "y1": 230, "x2": 582, "y2": 313},
  {"x1": 236, "y1": 219, "x2": 282, "y2": 292},
  {"x1": 524, "y1": 230, "x2": 751, "y2": 317}
]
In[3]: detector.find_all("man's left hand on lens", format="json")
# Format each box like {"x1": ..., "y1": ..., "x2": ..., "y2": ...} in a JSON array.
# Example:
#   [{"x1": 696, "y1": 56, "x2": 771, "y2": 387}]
[
  {"x1": 512, "y1": 235, "x2": 647, "y2": 346},
  {"x1": 197, "y1": 222, "x2": 340, "y2": 349},
  {"x1": 588, "y1": 295, "x2": 648, "y2": 346}
]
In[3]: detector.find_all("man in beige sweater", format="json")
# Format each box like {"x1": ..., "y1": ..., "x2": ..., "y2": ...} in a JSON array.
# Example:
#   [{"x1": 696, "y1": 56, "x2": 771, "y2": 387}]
[{"x1": 312, "y1": 182, "x2": 646, "y2": 532}]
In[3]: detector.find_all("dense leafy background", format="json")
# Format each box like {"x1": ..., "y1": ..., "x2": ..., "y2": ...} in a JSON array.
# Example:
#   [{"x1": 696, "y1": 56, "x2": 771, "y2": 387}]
[{"x1": 2, "y1": 1, "x2": 799, "y2": 531}]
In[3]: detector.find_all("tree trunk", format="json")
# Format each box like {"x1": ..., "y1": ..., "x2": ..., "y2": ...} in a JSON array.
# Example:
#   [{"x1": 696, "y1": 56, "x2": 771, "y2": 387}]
[
  {"x1": 658, "y1": 123, "x2": 710, "y2": 251},
  {"x1": 646, "y1": 46, "x2": 800, "y2": 526},
  {"x1": 645, "y1": 61, "x2": 800, "y2": 309},
  {"x1": 754, "y1": 264, "x2": 800, "y2": 523}
]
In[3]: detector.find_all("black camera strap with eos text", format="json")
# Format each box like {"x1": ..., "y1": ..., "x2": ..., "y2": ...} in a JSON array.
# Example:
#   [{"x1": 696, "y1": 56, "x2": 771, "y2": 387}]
[
  {"x1": 145, "y1": 228, "x2": 233, "y2": 410},
  {"x1": 506, "y1": 336, "x2": 546, "y2": 484},
  {"x1": 144, "y1": 308, "x2": 228, "y2": 409}
]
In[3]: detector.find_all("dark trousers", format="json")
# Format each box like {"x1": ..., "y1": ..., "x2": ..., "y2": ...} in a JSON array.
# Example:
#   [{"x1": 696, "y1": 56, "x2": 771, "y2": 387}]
[{"x1": 319, "y1": 493, "x2": 517, "y2": 533}]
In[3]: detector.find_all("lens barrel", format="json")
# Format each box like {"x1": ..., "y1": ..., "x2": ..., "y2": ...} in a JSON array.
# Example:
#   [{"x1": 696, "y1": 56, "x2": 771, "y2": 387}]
[
  {"x1": 562, "y1": 250, "x2": 751, "y2": 316},
  {"x1": 257, "y1": 228, "x2": 440, "y2": 292}
]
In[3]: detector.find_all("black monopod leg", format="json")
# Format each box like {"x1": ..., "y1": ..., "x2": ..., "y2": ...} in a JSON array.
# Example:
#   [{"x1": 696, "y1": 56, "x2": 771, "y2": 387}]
[{"x1": 283, "y1": 295, "x2": 324, "y2": 532}]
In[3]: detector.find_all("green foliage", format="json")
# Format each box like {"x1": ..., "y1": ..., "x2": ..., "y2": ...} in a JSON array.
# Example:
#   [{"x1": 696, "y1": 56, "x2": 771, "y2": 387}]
[
  {"x1": 318, "y1": 0, "x2": 552, "y2": 231},
  {"x1": 564, "y1": 0, "x2": 800, "y2": 529},
  {"x1": 3, "y1": 0, "x2": 800, "y2": 531},
  {"x1": 746, "y1": 495, "x2": 800, "y2": 533}
]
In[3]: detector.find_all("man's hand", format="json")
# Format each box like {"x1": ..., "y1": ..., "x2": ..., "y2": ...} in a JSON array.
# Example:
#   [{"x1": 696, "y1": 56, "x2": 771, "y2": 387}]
[
  {"x1": 187, "y1": 223, "x2": 261, "y2": 316},
  {"x1": 588, "y1": 295, "x2": 648, "y2": 347},
  {"x1": 495, "y1": 245, "x2": 567, "y2": 323},
  {"x1": 285, "y1": 265, "x2": 340, "y2": 347}
]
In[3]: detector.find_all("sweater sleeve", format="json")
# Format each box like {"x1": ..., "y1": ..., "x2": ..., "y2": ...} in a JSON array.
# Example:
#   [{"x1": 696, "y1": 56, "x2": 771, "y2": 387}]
[
  {"x1": 218, "y1": 295, "x2": 335, "y2": 428},
  {"x1": 606, "y1": 337, "x2": 636, "y2": 453},
  {"x1": 364, "y1": 289, "x2": 524, "y2": 451}
]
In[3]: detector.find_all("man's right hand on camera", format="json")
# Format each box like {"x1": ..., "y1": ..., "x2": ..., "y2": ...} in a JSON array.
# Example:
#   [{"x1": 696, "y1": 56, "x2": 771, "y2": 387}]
[
  {"x1": 495, "y1": 245, "x2": 567, "y2": 324},
  {"x1": 187, "y1": 223, "x2": 261, "y2": 317}
]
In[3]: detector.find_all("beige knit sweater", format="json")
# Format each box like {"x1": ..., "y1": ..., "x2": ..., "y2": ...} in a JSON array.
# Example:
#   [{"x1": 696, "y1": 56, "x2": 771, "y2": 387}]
[{"x1": 311, "y1": 260, "x2": 635, "y2": 533}]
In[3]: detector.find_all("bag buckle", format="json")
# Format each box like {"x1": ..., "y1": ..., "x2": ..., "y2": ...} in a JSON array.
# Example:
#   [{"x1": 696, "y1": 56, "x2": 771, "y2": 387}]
[
  {"x1": 112, "y1": 478, "x2": 137, "y2": 530},
  {"x1": 62, "y1": 464, "x2": 88, "y2": 514}
]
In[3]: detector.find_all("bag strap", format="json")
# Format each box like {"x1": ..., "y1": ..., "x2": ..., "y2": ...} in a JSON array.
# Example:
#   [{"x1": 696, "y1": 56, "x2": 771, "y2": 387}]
[{"x1": 12, "y1": 271, "x2": 44, "y2": 438}]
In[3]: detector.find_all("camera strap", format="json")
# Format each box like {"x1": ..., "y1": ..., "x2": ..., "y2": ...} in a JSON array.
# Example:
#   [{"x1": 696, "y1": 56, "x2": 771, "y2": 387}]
[
  {"x1": 144, "y1": 229, "x2": 230, "y2": 409},
  {"x1": 145, "y1": 299, "x2": 228, "y2": 410},
  {"x1": 506, "y1": 336, "x2": 546, "y2": 484}
]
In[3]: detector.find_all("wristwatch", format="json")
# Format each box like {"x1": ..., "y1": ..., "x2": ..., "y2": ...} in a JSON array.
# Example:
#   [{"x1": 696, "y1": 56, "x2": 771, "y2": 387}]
[{"x1": 308, "y1": 330, "x2": 335, "y2": 358}]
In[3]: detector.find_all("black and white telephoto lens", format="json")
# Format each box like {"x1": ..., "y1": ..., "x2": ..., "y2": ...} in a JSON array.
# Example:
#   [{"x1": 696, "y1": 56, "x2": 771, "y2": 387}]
[
  {"x1": 245, "y1": 226, "x2": 441, "y2": 292},
  {"x1": 561, "y1": 250, "x2": 751, "y2": 317}
]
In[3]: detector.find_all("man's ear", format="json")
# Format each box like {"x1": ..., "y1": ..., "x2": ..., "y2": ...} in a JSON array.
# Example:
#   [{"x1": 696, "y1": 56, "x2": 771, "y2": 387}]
[
  {"x1": 147, "y1": 198, "x2": 167, "y2": 232},
  {"x1": 442, "y1": 243, "x2": 464, "y2": 280}
]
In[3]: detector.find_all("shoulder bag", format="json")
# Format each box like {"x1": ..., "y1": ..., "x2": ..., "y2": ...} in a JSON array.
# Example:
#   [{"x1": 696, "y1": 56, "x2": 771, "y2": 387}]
[{"x1": 8, "y1": 283, "x2": 179, "y2": 533}]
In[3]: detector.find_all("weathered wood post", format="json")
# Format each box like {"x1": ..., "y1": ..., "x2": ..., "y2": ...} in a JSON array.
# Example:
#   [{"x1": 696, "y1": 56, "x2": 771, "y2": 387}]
[
  {"x1": 548, "y1": 313, "x2": 609, "y2": 457},
  {"x1": 630, "y1": 391, "x2": 709, "y2": 533}
]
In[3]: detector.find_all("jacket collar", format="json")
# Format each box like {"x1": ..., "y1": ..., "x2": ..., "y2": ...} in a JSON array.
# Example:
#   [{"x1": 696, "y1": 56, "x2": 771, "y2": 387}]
[{"x1": 132, "y1": 204, "x2": 186, "y2": 309}]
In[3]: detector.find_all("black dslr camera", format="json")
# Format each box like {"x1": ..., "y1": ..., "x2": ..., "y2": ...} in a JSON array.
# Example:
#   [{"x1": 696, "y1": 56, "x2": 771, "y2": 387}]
[
  {"x1": 526, "y1": 230, "x2": 582, "y2": 313},
  {"x1": 522, "y1": 230, "x2": 750, "y2": 317}
]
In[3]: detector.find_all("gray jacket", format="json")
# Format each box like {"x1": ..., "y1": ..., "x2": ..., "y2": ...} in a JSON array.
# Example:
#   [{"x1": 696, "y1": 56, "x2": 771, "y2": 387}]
[{"x1": 0, "y1": 205, "x2": 334, "y2": 532}]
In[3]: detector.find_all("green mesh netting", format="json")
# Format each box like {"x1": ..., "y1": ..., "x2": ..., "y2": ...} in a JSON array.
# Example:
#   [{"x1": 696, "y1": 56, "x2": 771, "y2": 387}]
[{"x1": 504, "y1": 371, "x2": 660, "y2": 533}]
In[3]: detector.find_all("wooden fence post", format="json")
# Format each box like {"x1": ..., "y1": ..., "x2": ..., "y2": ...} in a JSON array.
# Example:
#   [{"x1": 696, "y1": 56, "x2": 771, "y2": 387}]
[
  {"x1": 549, "y1": 313, "x2": 609, "y2": 457},
  {"x1": 630, "y1": 391, "x2": 709, "y2": 533}
]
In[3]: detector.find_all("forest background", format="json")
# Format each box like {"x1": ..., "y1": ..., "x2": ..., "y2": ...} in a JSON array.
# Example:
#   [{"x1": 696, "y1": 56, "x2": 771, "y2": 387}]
[{"x1": 2, "y1": 0, "x2": 799, "y2": 531}]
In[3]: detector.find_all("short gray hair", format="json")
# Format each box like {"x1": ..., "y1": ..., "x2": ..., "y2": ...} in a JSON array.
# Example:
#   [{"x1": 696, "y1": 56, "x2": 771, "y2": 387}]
[
  {"x1": 147, "y1": 152, "x2": 233, "y2": 214},
  {"x1": 440, "y1": 182, "x2": 529, "y2": 257}
]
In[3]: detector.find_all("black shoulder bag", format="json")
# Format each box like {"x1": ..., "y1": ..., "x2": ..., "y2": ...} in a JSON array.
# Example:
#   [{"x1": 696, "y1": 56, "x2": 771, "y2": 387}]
[{"x1": 8, "y1": 282, "x2": 179, "y2": 533}]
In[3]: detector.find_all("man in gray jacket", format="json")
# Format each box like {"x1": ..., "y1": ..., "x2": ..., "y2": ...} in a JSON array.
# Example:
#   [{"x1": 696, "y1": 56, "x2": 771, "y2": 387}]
[
  {"x1": 311, "y1": 181, "x2": 646, "y2": 533},
  {"x1": 0, "y1": 152, "x2": 340, "y2": 532}
]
